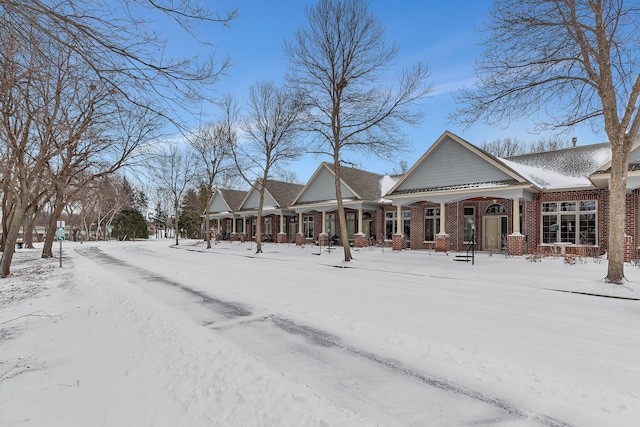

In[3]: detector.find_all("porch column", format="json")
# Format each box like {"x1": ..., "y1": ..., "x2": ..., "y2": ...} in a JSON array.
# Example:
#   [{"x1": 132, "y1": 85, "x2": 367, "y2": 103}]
[
  {"x1": 435, "y1": 202, "x2": 450, "y2": 252},
  {"x1": 507, "y1": 198, "x2": 526, "y2": 256},
  {"x1": 354, "y1": 207, "x2": 367, "y2": 248},
  {"x1": 321, "y1": 211, "x2": 327, "y2": 234},
  {"x1": 277, "y1": 213, "x2": 286, "y2": 243},
  {"x1": 230, "y1": 217, "x2": 239, "y2": 242},
  {"x1": 392, "y1": 204, "x2": 405, "y2": 251},
  {"x1": 295, "y1": 212, "x2": 305, "y2": 246},
  {"x1": 512, "y1": 198, "x2": 521, "y2": 234},
  {"x1": 319, "y1": 211, "x2": 328, "y2": 246}
]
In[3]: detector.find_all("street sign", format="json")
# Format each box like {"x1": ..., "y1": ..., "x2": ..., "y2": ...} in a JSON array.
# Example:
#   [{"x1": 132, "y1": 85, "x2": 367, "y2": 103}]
[{"x1": 56, "y1": 226, "x2": 65, "y2": 241}]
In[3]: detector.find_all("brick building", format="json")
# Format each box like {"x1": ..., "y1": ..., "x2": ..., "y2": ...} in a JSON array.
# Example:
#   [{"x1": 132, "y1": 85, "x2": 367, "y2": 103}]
[{"x1": 204, "y1": 131, "x2": 640, "y2": 260}]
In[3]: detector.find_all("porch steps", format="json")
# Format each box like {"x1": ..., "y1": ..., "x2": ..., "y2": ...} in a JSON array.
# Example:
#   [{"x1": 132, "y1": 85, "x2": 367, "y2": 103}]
[{"x1": 453, "y1": 255, "x2": 472, "y2": 262}]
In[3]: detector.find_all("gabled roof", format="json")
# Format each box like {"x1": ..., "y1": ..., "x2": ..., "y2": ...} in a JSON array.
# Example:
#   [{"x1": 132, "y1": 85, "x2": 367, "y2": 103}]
[
  {"x1": 218, "y1": 189, "x2": 246, "y2": 212},
  {"x1": 291, "y1": 162, "x2": 387, "y2": 206},
  {"x1": 387, "y1": 131, "x2": 528, "y2": 196},
  {"x1": 204, "y1": 188, "x2": 246, "y2": 215},
  {"x1": 239, "y1": 179, "x2": 304, "y2": 211}
]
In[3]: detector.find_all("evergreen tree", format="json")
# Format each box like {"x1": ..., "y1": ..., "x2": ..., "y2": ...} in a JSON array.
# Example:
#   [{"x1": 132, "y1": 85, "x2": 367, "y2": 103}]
[
  {"x1": 112, "y1": 208, "x2": 149, "y2": 240},
  {"x1": 179, "y1": 188, "x2": 201, "y2": 238}
]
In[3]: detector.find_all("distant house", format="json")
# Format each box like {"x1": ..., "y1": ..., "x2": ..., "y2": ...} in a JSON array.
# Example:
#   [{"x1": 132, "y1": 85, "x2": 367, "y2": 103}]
[
  {"x1": 204, "y1": 180, "x2": 304, "y2": 243},
  {"x1": 288, "y1": 162, "x2": 398, "y2": 247},
  {"x1": 204, "y1": 188, "x2": 246, "y2": 240}
]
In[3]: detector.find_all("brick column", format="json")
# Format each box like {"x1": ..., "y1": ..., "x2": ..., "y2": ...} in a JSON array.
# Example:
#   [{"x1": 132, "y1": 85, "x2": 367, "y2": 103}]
[
  {"x1": 295, "y1": 233, "x2": 305, "y2": 246},
  {"x1": 507, "y1": 233, "x2": 526, "y2": 256},
  {"x1": 318, "y1": 233, "x2": 329, "y2": 247},
  {"x1": 435, "y1": 233, "x2": 450, "y2": 252},
  {"x1": 277, "y1": 232, "x2": 287, "y2": 244},
  {"x1": 354, "y1": 233, "x2": 368, "y2": 248},
  {"x1": 392, "y1": 234, "x2": 406, "y2": 251}
]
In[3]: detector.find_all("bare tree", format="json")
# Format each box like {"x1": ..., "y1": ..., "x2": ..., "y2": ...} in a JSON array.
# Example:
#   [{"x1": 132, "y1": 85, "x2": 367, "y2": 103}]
[
  {"x1": 480, "y1": 138, "x2": 527, "y2": 157},
  {"x1": 151, "y1": 143, "x2": 197, "y2": 246},
  {"x1": 1, "y1": 1, "x2": 236, "y2": 131},
  {"x1": 189, "y1": 113, "x2": 236, "y2": 249},
  {"x1": 284, "y1": 0, "x2": 431, "y2": 262},
  {"x1": 0, "y1": 26, "x2": 96, "y2": 277},
  {"x1": 234, "y1": 82, "x2": 306, "y2": 254},
  {"x1": 453, "y1": 0, "x2": 640, "y2": 283}
]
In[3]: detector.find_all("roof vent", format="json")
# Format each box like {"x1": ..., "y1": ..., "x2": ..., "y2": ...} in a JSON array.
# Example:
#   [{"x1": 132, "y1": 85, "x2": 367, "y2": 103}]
[{"x1": 572, "y1": 137, "x2": 577, "y2": 147}]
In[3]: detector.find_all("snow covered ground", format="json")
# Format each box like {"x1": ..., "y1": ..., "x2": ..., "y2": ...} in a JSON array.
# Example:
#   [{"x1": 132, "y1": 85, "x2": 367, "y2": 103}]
[{"x1": 0, "y1": 238, "x2": 638, "y2": 426}]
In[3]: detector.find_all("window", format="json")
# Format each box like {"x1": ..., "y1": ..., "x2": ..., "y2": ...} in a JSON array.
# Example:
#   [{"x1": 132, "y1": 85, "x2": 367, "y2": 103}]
[
  {"x1": 541, "y1": 201, "x2": 597, "y2": 245},
  {"x1": 303, "y1": 215, "x2": 314, "y2": 239},
  {"x1": 326, "y1": 213, "x2": 336, "y2": 237},
  {"x1": 463, "y1": 207, "x2": 475, "y2": 243},
  {"x1": 264, "y1": 217, "x2": 272, "y2": 236},
  {"x1": 386, "y1": 210, "x2": 410, "y2": 240},
  {"x1": 424, "y1": 208, "x2": 440, "y2": 242},
  {"x1": 346, "y1": 212, "x2": 356, "y2": 239},
  {"x1": 486, "y1": 203, "x2": 506, "y2": 213}
]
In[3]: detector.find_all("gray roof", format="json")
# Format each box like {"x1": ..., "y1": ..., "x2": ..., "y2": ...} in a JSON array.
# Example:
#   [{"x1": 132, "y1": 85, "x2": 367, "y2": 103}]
[
  {"x1": 219, "y1": 188, "x2": 246, "y2": 211},
  {"x1": 326, "y1": 163, "x2": 386, "y2": 200},
  {"x1": 263, "y1": 179, "x2": 305, "y2": 207}
]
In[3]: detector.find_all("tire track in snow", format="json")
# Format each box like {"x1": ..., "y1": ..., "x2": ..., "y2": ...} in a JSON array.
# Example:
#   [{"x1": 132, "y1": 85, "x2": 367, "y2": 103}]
[{"x1": 77, "y1": 245, "x2": 573, "y2": 427}]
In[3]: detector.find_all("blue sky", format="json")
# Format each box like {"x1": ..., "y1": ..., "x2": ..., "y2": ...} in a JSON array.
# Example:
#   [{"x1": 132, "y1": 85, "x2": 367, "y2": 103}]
[{"x1": 184, "y1": 0, "x2": 607, "y2": 181}]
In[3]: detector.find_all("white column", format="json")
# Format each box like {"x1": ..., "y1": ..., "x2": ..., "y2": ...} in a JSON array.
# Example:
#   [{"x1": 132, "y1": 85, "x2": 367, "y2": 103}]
[
  {"x1": 512, "y1": 198, "x2": 521, "y2": 234},
  {"x1": 357, "y1": 208, "x2": 363, "y2": 234},
  {"x1": 439, "y1": 202, "x2": 446, "y2": 234},
  {"x1": 322, "y1": 211, "x2": 327, "y2": 234},
  {"x1": 232, "y1": 216, "x2": 237, "y2": 234},
  {"x1": 298, "y1": 212, "x2": 303, "y2": 234},
  {"x1": 396, "y1": 205, "x2": 402, "y2": 234},
  {"x1": 280, "y1": 213, "x2": 285, "y2": 234}
]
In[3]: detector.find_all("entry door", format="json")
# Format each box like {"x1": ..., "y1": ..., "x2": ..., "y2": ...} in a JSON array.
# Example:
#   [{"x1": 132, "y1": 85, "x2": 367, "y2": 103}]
[{"x1": 484, "y1": 217, "x2": 503, "y2": 251}]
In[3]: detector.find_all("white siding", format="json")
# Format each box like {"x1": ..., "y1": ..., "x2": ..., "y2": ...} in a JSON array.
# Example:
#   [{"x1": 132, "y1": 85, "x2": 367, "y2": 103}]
[
  {"x1": 243, "y1": 188, "x2": 277, "y2": 210},
  {"x1": 297, "y1": 167, "x2": 356, "y2": 203},
  {"x1": 397, "y1": 136, "x2": 513, "y2": 191},
  {"x1": 209, "y1": 195, "x2": 231, "y2": 213}
]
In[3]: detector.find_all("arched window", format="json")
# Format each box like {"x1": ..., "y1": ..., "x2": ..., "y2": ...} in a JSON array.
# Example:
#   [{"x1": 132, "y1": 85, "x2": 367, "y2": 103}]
[{"x1": 486, "y1": 204, "x2": 506, "y2": 214}]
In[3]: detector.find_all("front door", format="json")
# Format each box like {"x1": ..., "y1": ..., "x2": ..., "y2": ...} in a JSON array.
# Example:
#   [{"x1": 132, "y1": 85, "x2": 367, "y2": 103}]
[{"x1": 483, "y1": 216, "x2": 505, "y2": 251}]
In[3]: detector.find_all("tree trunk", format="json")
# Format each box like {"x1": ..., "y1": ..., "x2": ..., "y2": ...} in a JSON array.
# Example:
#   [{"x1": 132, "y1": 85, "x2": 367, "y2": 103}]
[
  {"x1": 333, "y1": 162, "x2": 352, "y2": 262},
  {"x1": 42, "y1": 202, "x2": 66, "y2": 258},
  {"x1": 174, "y1": 201, "x2": 179, "y2": 246},
  {"x1": 255, "y1": 186, "x2": 264, "y2": 254},
  {"x1": 24, "y1": 213, "x2": 35, "y2": 249},
  {"x1": 0, "y1": 200, "x2": 25, "y2": 278},
  {"x1": 205, "y1": 213, "x2": 211, "y2": 249},
  {"x1": 605, "y1": 140, "x2": 632, "y2": 283}
]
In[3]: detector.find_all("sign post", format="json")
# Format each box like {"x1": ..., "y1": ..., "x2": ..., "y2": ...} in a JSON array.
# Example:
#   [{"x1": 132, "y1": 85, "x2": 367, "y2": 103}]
[{"x1": 56, "y1": 221, "x2": 65, "y2": 268}]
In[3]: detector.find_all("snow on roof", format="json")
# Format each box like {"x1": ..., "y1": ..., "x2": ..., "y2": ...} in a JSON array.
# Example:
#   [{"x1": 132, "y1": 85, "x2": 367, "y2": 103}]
[
  {"x1": 380, "y1": 175, "x2": 400, "y2": 199},
  {"x1": 500, "y1": 157, "x2": 593, "y2": 189},
  {"x1": 500, "y1": 143, "x2": 611, "y2": 190}
]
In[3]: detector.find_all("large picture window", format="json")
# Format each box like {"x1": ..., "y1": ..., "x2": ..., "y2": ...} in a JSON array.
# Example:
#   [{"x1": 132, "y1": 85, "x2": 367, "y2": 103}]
[
  {"x1": 541, "y1": 201, "x2": 597, "y2": 245},
  {"x1": 424, "y1": 208, "x2": 440, "y2": 242}
]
